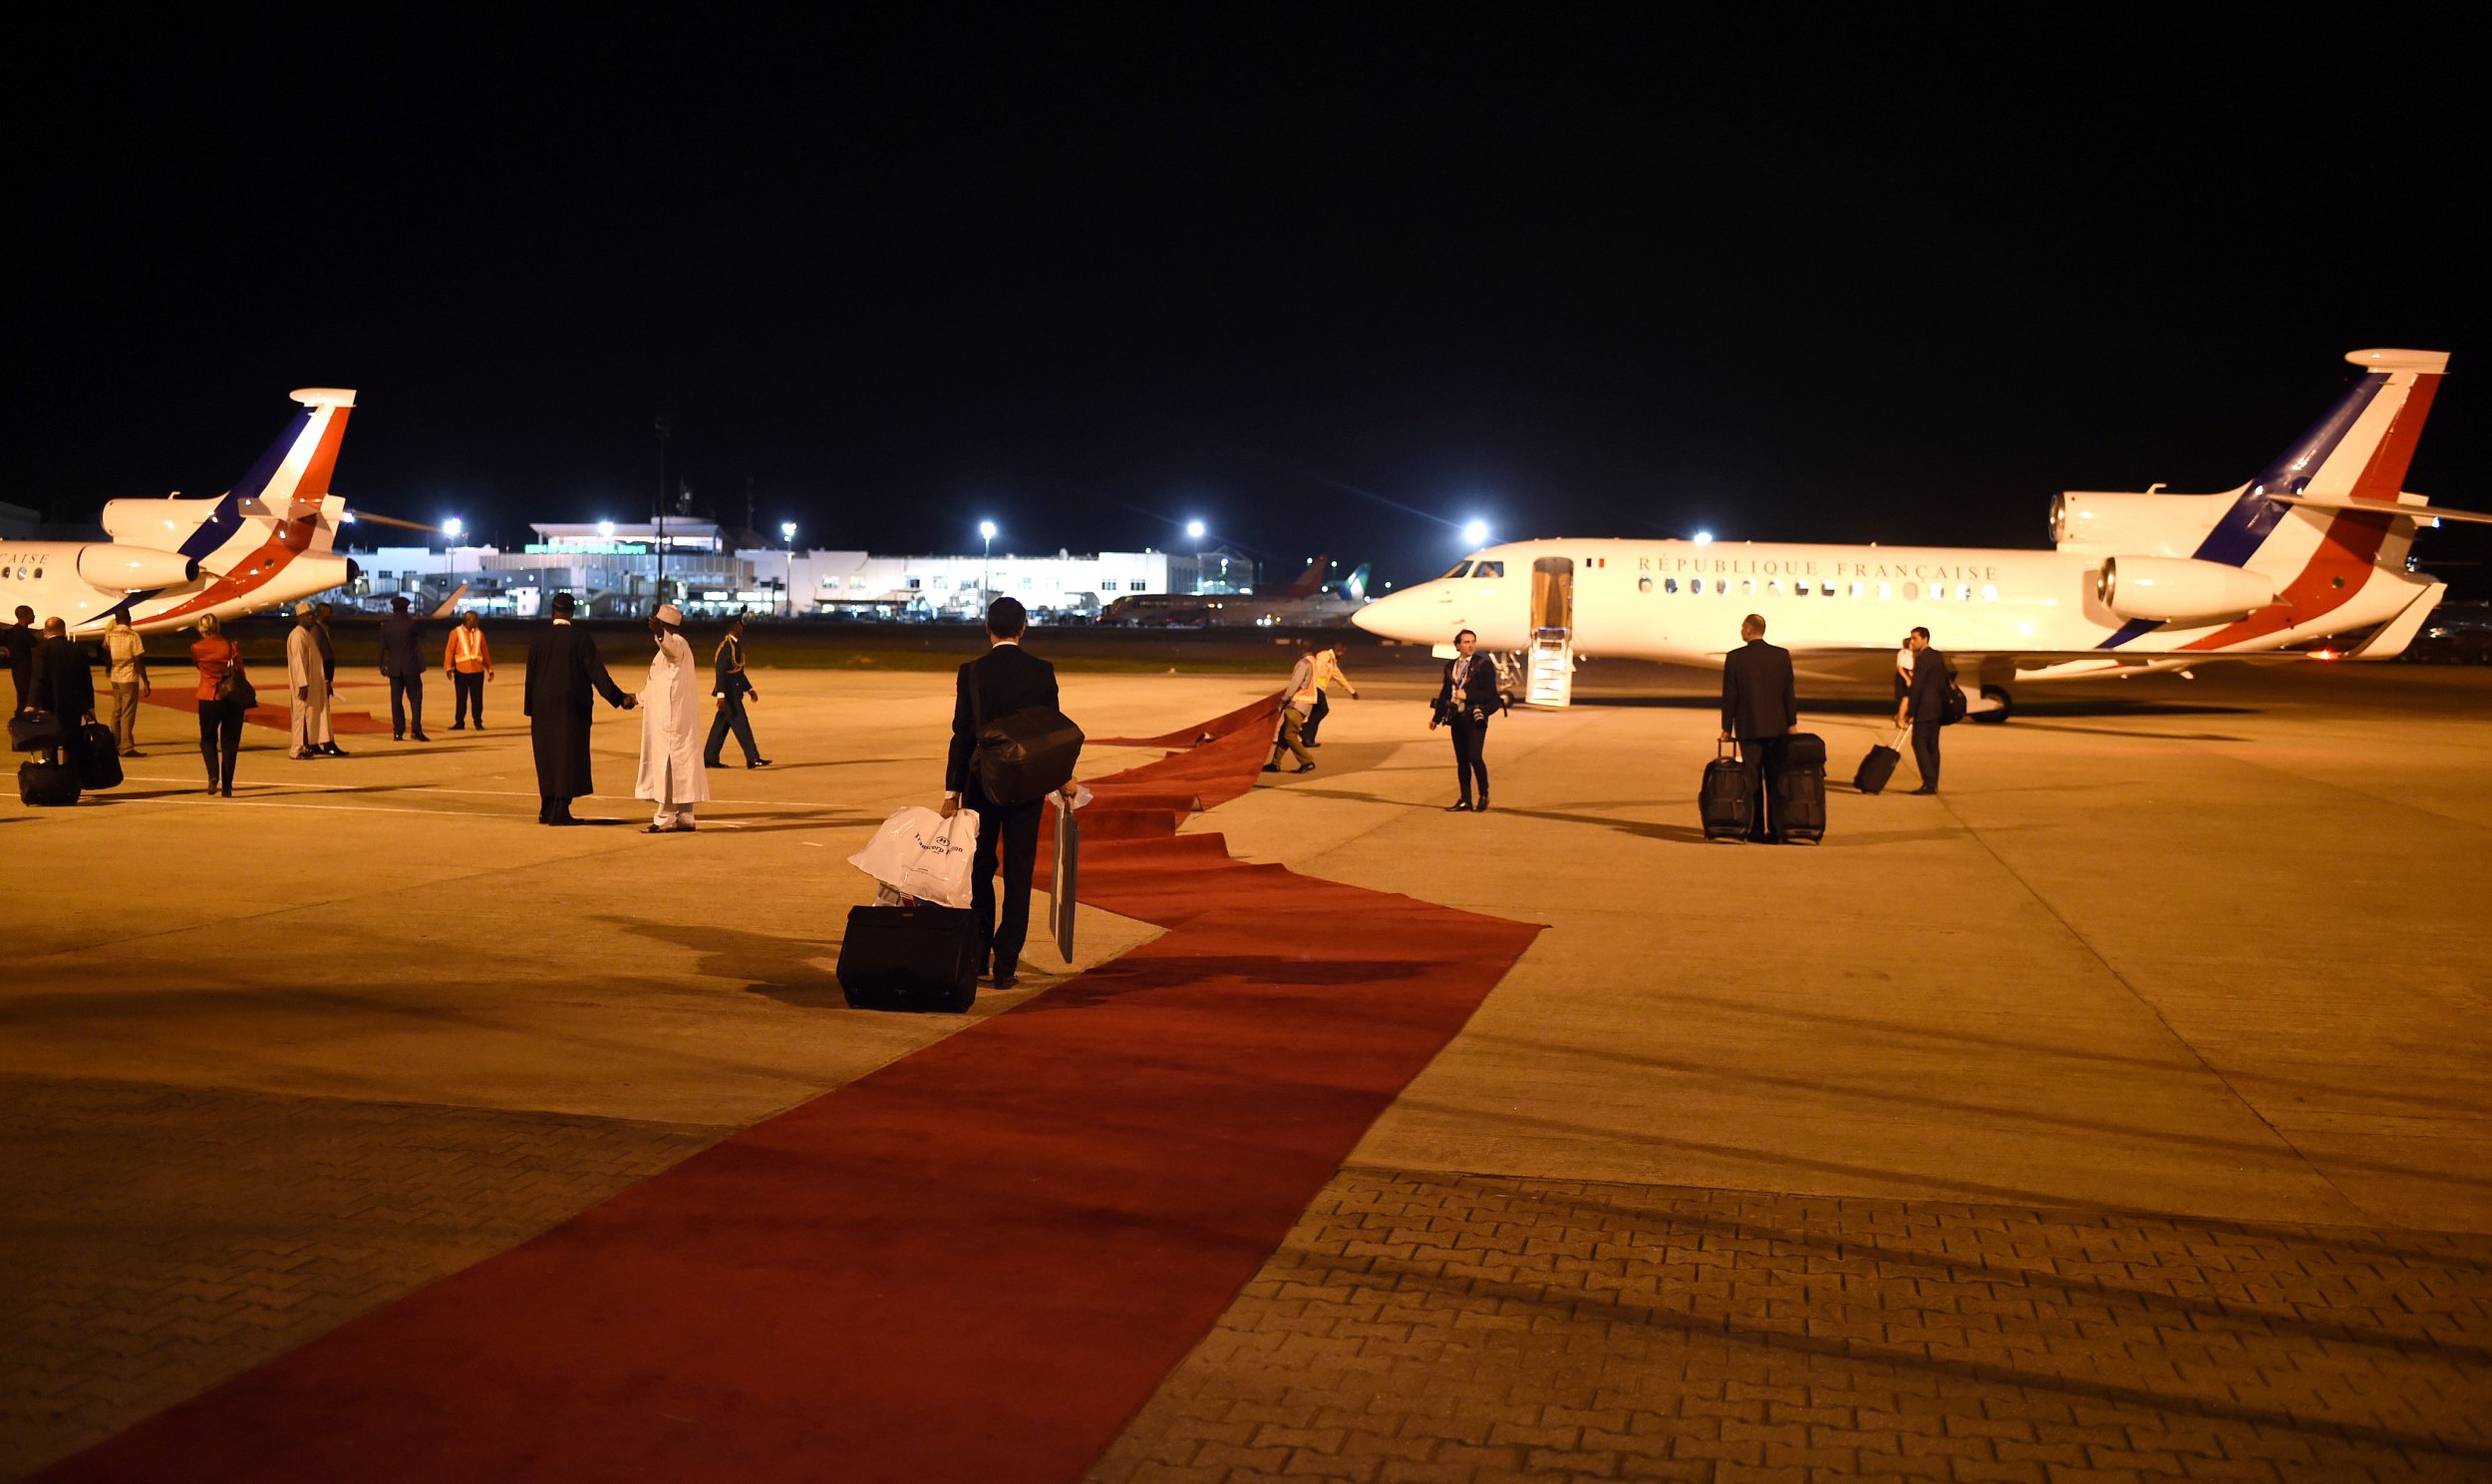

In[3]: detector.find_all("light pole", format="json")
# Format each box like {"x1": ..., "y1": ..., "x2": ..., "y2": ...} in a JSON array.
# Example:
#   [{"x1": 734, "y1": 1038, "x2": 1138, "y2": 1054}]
[
  {"x1": 780, "y1": 522, "x2": 797, "y2": 618},
  {"x1": 979, "y1": 519, "x2": 997, "y2": 614},
  {"x1": 654, "y1": 415, "x2": 672, "y2": 610}
]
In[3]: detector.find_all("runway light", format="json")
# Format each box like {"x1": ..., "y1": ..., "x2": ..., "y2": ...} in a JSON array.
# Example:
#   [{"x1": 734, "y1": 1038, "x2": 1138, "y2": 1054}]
[
  {"x1": 1184, "y1": 518, "x2": 1206, "y2": 541},
  {"x1": 1693, "y1": 529, "x2": 1714, "y2": 545},
  {"x1": 1461, "y1": 519, "x2": 1489, "y2": 546}
]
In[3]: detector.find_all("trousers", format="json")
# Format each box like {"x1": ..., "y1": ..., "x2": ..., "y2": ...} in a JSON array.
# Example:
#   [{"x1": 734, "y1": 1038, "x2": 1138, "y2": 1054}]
[
  {"x1": 1911, "y1": 720, "x2": 1943, "y2": 789},
  {"x1": 1301, "y1": 691, "x2": 1331, "y2": 743},
  {"x1": 705, "y1": 692, "x2": 760, "y2": 764},
  {"x1": 111, "y1": 683, "x2": 142, "y2": 751},
  {"x1": 197, "y1": 699, "x2": 244, "y2": 788},
  {"x1": 1737, "y1": 734, "x2": 1787, "y2": 841},
  {"x1": 1449, "y1": 716, "x2": 1489, "y2": 801},
  {"x1": 452, "y1": 671, "x2": 485, "y2": 727},
  {"x1": 1270, "y1": 707, "x2": 1313, "y2": 767},
  {"x1": 969, "y1": 789, "x2": 1046, "y2": 976},
  {"x1": 389, "y1": 673, "x2": 425, "y2": 736}
]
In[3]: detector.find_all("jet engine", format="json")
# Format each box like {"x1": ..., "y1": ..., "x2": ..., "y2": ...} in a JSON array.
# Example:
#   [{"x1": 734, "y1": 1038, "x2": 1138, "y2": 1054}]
[
  {"x1": 2051, "y1": 488, "x2": 2239, "y2": 557},
  {"x1": 77, "y1": 544, "x2": 200, "y2": 591},
  {"x1": 2096, "y1": 556, "x2": 2280, "y2": 624}
]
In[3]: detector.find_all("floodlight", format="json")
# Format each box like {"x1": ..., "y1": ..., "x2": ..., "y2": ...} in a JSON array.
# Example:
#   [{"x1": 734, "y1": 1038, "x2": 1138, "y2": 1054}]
[
  {"x1": 1692, "y1": 529, "x2": 1713, "y2": 545},
  {"x1": 1461, "y1": 519, "x2": 1489, "y2": 545}
]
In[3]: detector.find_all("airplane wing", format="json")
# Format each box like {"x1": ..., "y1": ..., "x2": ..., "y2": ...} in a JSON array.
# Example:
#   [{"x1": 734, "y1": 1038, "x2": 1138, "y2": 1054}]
[{"x1": 1781, "y1": 645, "x2": 2311, "y2": 685}]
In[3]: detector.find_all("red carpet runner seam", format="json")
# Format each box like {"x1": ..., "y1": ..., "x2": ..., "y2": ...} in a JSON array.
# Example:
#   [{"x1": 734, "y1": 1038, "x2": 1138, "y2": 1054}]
[{"x1": 43, "y1": 692, "x2": 1545, "y2": 1484}]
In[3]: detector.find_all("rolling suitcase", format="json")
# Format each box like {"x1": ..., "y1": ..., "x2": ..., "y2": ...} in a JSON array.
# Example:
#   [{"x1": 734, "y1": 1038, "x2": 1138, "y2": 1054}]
[
  {"x1": 1701, "y1": 742, "x2": 1753, "y2": 841},
  {"x1": 1854, "y1": 728, "x2": 1905, "y2": 795},
  {"x1": 18, "y1": 759, "x2": 80, "y2": 807},
  {"x1": 1774, "y1": 758, "x2": 1827, "y2": 844},
  {"x1": 837, "y1": 903, "x2": 982, "y2": 1013},
  {"x1": 77, "y1": 724, "x2": 123, "y2": 789}
]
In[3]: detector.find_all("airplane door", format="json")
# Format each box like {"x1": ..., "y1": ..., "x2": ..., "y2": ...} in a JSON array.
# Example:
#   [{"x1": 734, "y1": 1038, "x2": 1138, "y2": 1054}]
[{"x1": 1527, "y1": 557, "x2": 1574, "y2": 707}]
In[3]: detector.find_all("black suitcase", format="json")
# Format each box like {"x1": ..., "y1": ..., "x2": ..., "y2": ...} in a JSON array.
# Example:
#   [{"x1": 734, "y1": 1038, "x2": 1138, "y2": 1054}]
[
  {"x1": 1774, "y1": 762, "x2": 1827, "y2": 844},
  {"x1": 1854, "y1": 730, "x2": 1904, "y2": 795},
  {"x1": 18, "y1": 759, "x2": 79, "y2": 807},
  {"x1": 1701, "y1": 744, "x2": 1753, "y2": 841},
  {"x1": 1782, "y1": 732, "x2": 1827, "y2": 768},
  {"x1": 837, "y1": 903, "x2": 982, "y2": 1013},
  {"x1": 77, "y1": 724, "x2": 123, "y2": 789}
]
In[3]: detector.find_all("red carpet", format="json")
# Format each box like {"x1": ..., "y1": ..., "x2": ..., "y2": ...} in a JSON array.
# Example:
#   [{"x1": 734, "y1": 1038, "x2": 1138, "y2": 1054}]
[
  {"x1": 41, "y1": 693, "x2": 1542, "y2": 1484},
  {"x1": 144, "y1": 690, "x2": 395, "y2": 735}
]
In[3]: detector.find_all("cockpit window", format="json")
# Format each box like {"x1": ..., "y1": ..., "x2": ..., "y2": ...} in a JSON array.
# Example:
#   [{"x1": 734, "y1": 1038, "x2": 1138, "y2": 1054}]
[
  {"x1": 1470, "y1": 560, "x2": 1504, "y2": 578},
  {"x1": 1442, "y1": 561, "x2": 1473, "y2": 579}
]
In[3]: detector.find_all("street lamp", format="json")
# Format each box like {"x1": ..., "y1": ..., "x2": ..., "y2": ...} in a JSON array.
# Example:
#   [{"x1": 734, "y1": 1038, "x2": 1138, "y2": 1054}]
[
  {"x1": 1462, "y1": 518, "x2": 1490, "y2": 546},
  {"x1": 596, "y1": 519, "x2": 615, "y2": 539},
  {"x1": 1184, "y1": 518, "x2": 1206, "y2": 543},
  {"x1": 443, "y1": 516, "x2": 464, "y2": 541},
  {"x1": 979, "y1": 519, "x2": 997, "y2": 607},
  {"x1": 780, "y1": 520, "x2": 797, "y2": 548}
]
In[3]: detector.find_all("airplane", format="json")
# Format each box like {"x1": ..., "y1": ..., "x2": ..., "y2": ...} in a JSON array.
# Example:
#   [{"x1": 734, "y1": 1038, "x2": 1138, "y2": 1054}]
[
  {"x1": 1351, "y1": 349, "x2": 2490, "y2": 719},
  {"x1": 1234, "y1": 562, "x2": 1371, "y2": 627},
  {"x1": 0, "y1": 389, "x2": 364, "y2": 637},
  {"x1": 1099, "y1": 553, "x2": 1350, "y2": 627}
]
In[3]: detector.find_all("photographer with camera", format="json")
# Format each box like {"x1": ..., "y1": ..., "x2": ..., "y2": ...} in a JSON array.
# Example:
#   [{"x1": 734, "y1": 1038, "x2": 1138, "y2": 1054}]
[{"x1": 1429, "y1": 628, "x2": 1498, "y2": 812}]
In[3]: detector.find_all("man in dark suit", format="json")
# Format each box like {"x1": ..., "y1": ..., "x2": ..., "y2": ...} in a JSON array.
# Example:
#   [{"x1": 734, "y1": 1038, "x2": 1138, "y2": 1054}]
[
  {"x1": 1719, "y1": 613, "x2": 1799, "y2": 841},
  {"x1": 4, "y1": 605, "x2": 34, "y2": 713},
  {"x1": 28, "y1": 618, "x2": 99, "y2": 782},
  {"x1": 941, "y1": 596, "x2": 1062, "y2": 989},
  {"x1": 1895, "y1": 625, "x2": 1952, "y2": 794},
  {"x1": 377, "y1": 596, "x2": 431, "y2": 742},
  {"x1": 521, "y1": 592, "x2": 635, "y2": 825},
  {"x1": 703, "y1": 614, "x2": 769, "y2": 767}
]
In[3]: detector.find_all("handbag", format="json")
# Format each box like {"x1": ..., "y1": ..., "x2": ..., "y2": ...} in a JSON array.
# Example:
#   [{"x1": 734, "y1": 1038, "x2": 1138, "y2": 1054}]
[
  {"x1": 1941, "y1": 683, "x2": 1968, "y2": 726},
  {"x1": 8, "y1": 709, "x2": 65, "y2": 753},
  {"x1": 215, "y1": 653, "x2": 258, "y2": 712}
]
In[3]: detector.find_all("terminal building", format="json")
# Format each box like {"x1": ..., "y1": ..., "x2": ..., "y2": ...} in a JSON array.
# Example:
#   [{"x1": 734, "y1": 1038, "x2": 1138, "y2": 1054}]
[{"x1": 341, "y1": 521, "x2": 1236, "y2": 621}]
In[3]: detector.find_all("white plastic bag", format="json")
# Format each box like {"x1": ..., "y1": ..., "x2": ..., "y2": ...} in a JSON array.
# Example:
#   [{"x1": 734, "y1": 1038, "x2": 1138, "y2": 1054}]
[{"x1": 848, "y1": 805, "x2": 981, "y2": 909}]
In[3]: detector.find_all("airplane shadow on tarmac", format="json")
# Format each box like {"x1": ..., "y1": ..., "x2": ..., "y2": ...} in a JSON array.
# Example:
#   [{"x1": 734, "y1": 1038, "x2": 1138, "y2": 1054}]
[{"x1": 1575, "y1": 694, "x2": 2254, "y2": 720}]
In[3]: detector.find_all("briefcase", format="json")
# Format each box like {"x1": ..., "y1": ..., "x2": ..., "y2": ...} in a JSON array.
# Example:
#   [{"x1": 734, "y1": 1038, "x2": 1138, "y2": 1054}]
[
  {"x1": 836, "y1": 903, "x2": 982, "y2": 1013},
  {"x1": 1854, "y1": 729, "x2": 1904, "y2": 795},
  {"x1": 9, "y1": 710, "x2": 64, "y2": 753},
  {"x1": 18, "y1": 759, "x2": 79, "y2": 807},
  {"x1": 1782, "y1": 732, "x2": 1827, "y2": 768},
  {"x1": 1701, "y1": 743, "x2": 1753, "y2": 841},
  {"x1": 973, "y1": 708, "x2": 1085, "y2": 807},
  {"x1": 77, "y1": 724, "x2": 123, "y2": 789}
]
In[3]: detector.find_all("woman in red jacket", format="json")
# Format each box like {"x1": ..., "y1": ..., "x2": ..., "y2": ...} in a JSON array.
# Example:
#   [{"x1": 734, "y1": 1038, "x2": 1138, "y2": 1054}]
[{"x1": 190, "y1": 615, "x2": 249, "y2": 796}]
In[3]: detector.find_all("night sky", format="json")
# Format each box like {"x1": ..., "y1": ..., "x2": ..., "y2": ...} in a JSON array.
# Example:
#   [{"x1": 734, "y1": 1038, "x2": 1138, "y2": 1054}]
[{"x1": 21, "y1": 12, "x2": 2489, "y2": 592}]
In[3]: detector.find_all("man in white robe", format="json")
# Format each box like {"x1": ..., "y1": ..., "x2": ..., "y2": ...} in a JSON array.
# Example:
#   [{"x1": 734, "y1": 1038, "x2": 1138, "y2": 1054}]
[
  {"x1": 635, "y1": 604, "x2": 711, "y2": 832},
  {"x1": 285, "y1": 602, "x2": 331, "y2": 760}
]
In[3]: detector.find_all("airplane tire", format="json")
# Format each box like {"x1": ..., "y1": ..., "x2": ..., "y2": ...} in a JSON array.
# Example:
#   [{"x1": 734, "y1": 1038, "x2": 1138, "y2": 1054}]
[{"x1": 1975, "y1": 685, "x2": 2014, "y2": 724}]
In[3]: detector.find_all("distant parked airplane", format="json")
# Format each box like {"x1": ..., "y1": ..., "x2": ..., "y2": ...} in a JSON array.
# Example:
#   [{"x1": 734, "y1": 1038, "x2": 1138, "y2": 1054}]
[
  {"x1": 1353, "y1": 350, "x2": 2489, "y2": 716},
  {"x1": 0, "y1": 389, "x2": 364, "y2": 635}
]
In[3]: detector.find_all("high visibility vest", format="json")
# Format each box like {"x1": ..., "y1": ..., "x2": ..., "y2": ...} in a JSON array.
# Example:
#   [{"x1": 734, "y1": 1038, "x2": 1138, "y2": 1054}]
[{"x1": 450, "y1": 628, "x2": 488, "y2": 671}]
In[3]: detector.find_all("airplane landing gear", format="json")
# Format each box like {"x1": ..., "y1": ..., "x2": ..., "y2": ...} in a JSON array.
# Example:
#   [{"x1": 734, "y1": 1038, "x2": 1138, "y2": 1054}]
[{"x1": 1974, "y1": 685, "x2": 2015, "y2": 724}]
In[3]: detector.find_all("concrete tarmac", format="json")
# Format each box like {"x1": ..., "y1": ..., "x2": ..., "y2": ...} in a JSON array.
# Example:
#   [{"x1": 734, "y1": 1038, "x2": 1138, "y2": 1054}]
[{"x1": 4, "y1": 653, "x2": 2488, "y2": 1480}]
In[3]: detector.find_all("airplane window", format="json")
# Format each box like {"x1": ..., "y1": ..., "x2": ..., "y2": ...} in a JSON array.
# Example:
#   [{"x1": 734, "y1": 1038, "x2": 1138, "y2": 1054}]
[
  {"x1": 1472, "y1": 561, "x2": 1504, "y2": 578},
  {"x1": 1876, "y1": 581, "x2": 1892, "y2": 601},
  {"x1": 1791, "y1": 581, "x2": 1806, "y2": 598},
  {"x1": 1664, "y1": 577, "x2": 1679, "y2": 594},
  {"x1": 1443, "y1": 561, "x2": 1472, "y2": 579},
  {"x1": 1982, "y1": 583, "x2": 1999, "y2": 602},
  {"x1": 1931, "y1": 584, "x2": 1947, "y2": 602},
  {"x1": 1959, "y1": 584, "x2": 1974, "y2": 602},
  {"x1": 1902, "y1": 581, "x2": 1920, "y2": 601},
  {"x1": 1715, "y1": 578, "x2": 1728, "y2": 595},
  {"x1": 1767, "y1": 579, "x2": 1782, "y2": 596},
  {"x1": 1820, "y1": 581, "x2": 1835, "y2": 597},
  {"x1": 1847, "y1": 581, "x2": 1863, "y2": 599},
  {"x1": 1638, "y1": 577, "x2": 1653, "y2": 593},
  {"x1": 1739, "y1": 578, "x2": 1755, "y2": 596}
]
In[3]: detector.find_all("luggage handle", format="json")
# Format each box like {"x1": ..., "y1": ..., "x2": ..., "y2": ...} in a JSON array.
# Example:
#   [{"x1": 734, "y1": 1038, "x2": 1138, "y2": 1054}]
[{"x1": 1717, "y1": 739, "x2": 1740, "y2": 762}]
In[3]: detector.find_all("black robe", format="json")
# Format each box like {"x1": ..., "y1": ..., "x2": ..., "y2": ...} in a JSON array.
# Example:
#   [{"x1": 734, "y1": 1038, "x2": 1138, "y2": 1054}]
[{"x1": 522, "y1": 623, "x2": 628, "y2": 799}]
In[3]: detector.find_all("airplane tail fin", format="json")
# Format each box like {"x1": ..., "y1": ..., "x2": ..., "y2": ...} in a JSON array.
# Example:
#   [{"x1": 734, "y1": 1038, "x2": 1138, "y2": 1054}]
[
  {"x1": 1341, "y1": 563, "x2": 1371, "y2": 601},
  {"x1": 1278, "y1": 555, "x2": 1329, "y2": 597},
  {"x1": 428, "y1": 582, "x2": 470, "y2": 620},
  {"x1": 2216, "y1": 351, "x2": 2446, "y2": 572},
  {"x1": 234, "y1": 388, "x2": 356, "y2": 540}
]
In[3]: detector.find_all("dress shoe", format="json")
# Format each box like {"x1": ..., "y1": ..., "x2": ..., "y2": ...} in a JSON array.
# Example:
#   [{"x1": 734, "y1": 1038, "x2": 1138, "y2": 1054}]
[
  {"x1": 412, "y1": 732, "x2": 431, "y2": 742},
  {"x1": 322, "y1": 743, "x2": 348, "y2": 756},
  {"x1": 1261, "y1": 762, "x2": 1281, "y2": 772},
  {"x1": 1306, "y1": 742, "x2": 1323, "y2": 748},
  {"x1": 393, "y1": 733, "x2": 405, "y2": 742},
  {"x1": 1446, "y1": 800, "x2": 1473, "y2": 812},
  {"x1": 990, "y1": 976, "x2": 1020, "y2": 991},
  {"x1": 122, "y1": 748, "x2": 145, "y2": 757},
  {"x1": 219, "y1": 785, "x2": 233, "y2": 797},
  {"x1": 449, "y1": 723, "x2": 467, "y2": 731},
  {"x1": 1472, "y1": 798, "x2": 1489, "y2": 812},
  {"x1": 1910, "y1": 786, "x2": 1937, "y2": 795},
  {"x1": 703, "y1": 758, "x2": 723, "y2": 768},
  {"x1": 748, "y1": 758, "x2": 773, "y2": 768},
  {"x1": 1292, "y1": 762, "x2": 1316, "y2": 773}
]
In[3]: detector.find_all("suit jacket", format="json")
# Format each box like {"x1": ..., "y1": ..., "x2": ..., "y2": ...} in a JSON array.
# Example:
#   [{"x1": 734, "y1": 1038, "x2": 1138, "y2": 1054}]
[
  {"x1": 523, "y1": 622, "x2": 630, "y2": 799},
  {"x1": 1435, "y1": 653, "x2": 1497, "y2": 722},
  {"x1": 377, "y1": 614, "x2": 427, "y2": 677},
  {"x1": 947, "y1": 642, "x2": 1060, "y2": 794},
  {"x1": 29, "y1": 635, "x2": 96, "y2": 719},
  {"x1": 1905, "y1": 647, "x2": 1956, "y2": 721},
  {"x1": 1719, "y1": 639, "x2": 1797, "y2": 740},
  {"x1": 713, "y1": 634, "x2": 755, "y2": 698},
  {"x1": 3, "y1": 623, "x2": 30, "y2": 694}
]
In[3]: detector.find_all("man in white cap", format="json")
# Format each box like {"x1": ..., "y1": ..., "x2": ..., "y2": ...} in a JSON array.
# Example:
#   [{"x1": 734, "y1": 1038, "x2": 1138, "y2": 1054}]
[
  {"x1": 285, "y1": 601, "x2": 333, "y2": 760},
  {"x1": 634, "y1": 603, "x2": 710, "y2": 832}
]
